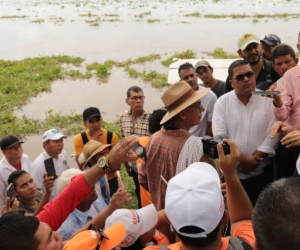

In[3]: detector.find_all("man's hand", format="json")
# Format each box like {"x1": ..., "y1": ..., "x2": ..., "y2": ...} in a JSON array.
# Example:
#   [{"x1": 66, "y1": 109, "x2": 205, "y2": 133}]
[
  {"x1": 43, "y1": 173, "x2": 55, "y2": 194},
  {"x1": 107, "y1": 135, "x2": 139, "y2": 170},
  {"x1": 263, "y1": 84, "x2": 283, "y2": 107},
  {"x1": 217, "y1": 139, "x2": 241, "y2": 176},
  {"x1": 281, "y1": 130, "x2": 300, "y2": 148},
  {"x1": 107, "y1": 189, "x2": 132, "y2": 212},
  {"x1": 270, "y1": 121, "x2": 292, "y2": 139},
  {"x1": 237, "y1": 154, "x2": 262, "y2": 174},
  {"x1": 91, "y1": 129, "x2": 103, "y2": 141}
]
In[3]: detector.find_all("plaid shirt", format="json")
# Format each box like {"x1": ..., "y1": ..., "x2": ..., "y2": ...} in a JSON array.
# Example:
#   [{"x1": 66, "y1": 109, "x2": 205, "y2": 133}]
[
  {"x1": 119, "y1": 109, "x2": 152, "y2": 139},
  {"x1": 119, "y1": 109, "x2": 152, "y2": 172}
]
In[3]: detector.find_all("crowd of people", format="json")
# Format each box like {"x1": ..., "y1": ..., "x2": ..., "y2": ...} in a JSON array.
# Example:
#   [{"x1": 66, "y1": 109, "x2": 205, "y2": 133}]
[{"x1": 0, "y1": 31, "x2": 300, "y2": 250}]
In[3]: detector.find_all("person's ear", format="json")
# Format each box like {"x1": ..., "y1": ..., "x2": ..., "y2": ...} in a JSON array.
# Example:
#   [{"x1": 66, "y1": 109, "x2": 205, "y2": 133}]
[
  {"x1": 83, "y1": 121, "x2": 87, "y2": 128},
  {"x1": 237, "y1": 49, "x2": 243, "y2": 58},
  {"x1": 229, "y1": 79, "x2": 234, "y2": 89},
  {"x1": 220, "y1": 210, "x2": 229, "y2": 225},
  {"x1": 295, "y1": 57, "x2": 299, "y2": 64},
  {"x1": 125, "y1": 98, "x2": 130, "y2": 105}
]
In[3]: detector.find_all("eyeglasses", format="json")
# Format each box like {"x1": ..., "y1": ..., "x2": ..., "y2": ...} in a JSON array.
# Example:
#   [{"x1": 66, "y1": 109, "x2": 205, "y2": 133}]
[
  {"x1": 183, "y1": 73, "x2": 196, "y2": 81},
  {"x1": 88, "y1": 224, "x2": 109, "y2": 250},
  {"x1": 234, "y1": 71, "x2": 255, "y2": 82},
  {"x1": 130, "y1": 95, "x2": 145, "y2": 101},
  {"x1": 187, "y1": 102, "x2": 201, "y2": 109}
]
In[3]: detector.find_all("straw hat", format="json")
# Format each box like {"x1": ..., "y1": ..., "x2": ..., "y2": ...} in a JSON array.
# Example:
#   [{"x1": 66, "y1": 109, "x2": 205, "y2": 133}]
[
  {"x1": 82, "y1": 140, "x2": 112, "y2": 168},
  {"x1": 160, "y1": 81, "x2": 210, "y2": 124}
]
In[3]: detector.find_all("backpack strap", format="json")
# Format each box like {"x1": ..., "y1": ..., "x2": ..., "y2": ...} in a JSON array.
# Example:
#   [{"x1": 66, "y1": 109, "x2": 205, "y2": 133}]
[
  {"x1": 227, "y1": 237, "x2": 253, "y2": 250},
  {"x1": 80, "y1": 131, "x2": 89, "y2": 145},
  {"x1": 157, "y1": 245, "x2": 169, "y2": 250},
  {"x1": 107, "y1": 130, "x2": 113, "y2": 144}
]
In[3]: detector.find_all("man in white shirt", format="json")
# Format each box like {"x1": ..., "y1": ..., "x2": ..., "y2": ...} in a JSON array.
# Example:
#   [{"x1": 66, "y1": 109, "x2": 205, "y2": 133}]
[
  {"x1": 178, "y1": 62, "x2": 217, "y2": 137},
  {"x1": 0, "y1": 135, "x2": 32, "y2": 207},
  {"x1": 32, "y1": 129, "x2": 69, "y2": 200},
  {"x1": 212, "y1": 60, "x2": 279, "y2": 206}
]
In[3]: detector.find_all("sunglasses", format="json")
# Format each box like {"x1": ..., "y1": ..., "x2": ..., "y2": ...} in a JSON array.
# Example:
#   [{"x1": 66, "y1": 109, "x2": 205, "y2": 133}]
[
  {"x1": 88, "y1": 224, "x2": 109, "y2": 250},
  {"x1": 234, "y1": 71, "x2": 255, "y2": 82}
]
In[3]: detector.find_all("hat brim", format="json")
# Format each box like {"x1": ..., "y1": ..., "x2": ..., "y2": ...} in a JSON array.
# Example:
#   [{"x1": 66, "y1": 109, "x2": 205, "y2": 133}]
[
  {"x1": 85, "y1": 114, "x2": 101, "y2": 121},
  {"x1": 42, "y1": 134, "x2": 67, "y2": 142},
  {"x1": 240, "y1": 39, "x2": 260, "y2": 50},
  {"x1": 83, "y1": 144, "x2": 112, "y2": 168},
  {"x1": 160, "y1": 88, "x2": 210, "y2": 125},
  {"x1": 100, "y1": 222, "x2": 126, "y2": 250},
  {"x1": 4, "y1": 141, "x2": 24, "y2": 150},
  {"x1": 260, "y1": 39, "x2": 275, "y2": 46}
]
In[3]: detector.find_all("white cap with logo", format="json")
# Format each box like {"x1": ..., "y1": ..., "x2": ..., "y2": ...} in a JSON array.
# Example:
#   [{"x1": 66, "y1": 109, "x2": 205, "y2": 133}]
[
  {"x1": 42, "y1": 129, "x2": 67, "y2": 142},
  {"x1": 165, "y1": 162, "x2": 224, "y2": 238}
]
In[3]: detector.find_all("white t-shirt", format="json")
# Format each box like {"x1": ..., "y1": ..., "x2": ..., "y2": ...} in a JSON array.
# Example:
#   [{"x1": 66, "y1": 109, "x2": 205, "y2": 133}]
[{"x1": 32, "y1": 150, "x2": 68, "y2": 200}]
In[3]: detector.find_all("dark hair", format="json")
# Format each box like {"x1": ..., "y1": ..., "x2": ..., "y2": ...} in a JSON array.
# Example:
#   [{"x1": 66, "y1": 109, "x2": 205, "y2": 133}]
[
  {"x1": 228, "y1": 60, "x2": 249, "y2": 80},
  {"x1": 272, "y1": 44, "x2": 296, "y2": 62},
  {"x1": 176, "y1": 224, "x2": 221, "y2": 248},
  {"x1": 8, "y1": 170, "x2": 28, "y2": 186},
  {"x1": 148, "y1": 109, "x2": 167, "y2": 134},
  {"x1": 253, "y1": 178, "x2": 300, "y2": 250},
  {"x1": 178, "y1": 62, "x2": 195, "y2": 78},
  {"x1": 0, "y1": 211, "x2": 40, "y2": 250},
  {"x1": 126, "y1": 86, "x2": 143, "y2": 98}
]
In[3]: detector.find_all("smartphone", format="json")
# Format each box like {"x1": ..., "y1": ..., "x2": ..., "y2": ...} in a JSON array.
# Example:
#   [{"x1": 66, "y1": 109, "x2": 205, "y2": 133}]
[
  {"x1": 160, "y1": 175, "x2": 168, "y2": 187},
  {"x1": 132, "y1": 142, "x2": 146, "y2": 161},
  {"x1": 252, "y1": 91, "x2": 280, "y2": 95},
  {"x1": 44, "y1": 158, "x2": 57, "y2": 179},
  {"x1": 6, "y1": 183, "x2": 16, "y2": 207}
]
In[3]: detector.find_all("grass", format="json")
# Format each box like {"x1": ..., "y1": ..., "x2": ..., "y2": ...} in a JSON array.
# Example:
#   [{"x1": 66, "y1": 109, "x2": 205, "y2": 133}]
[
  {"x1": 161, "y1": 49, "x2": 196, "y2": 66},
  {"x1": 206, "y1": 47, "x2": 239, "y2": 59},
  {"x1": 1, "y1": 15, "x2": 28, "y2": 18},
  {"x1": 134, "y1": 11, "x2": 151, "y2": 18},
  {"x1": 147, "y1": 19, "x2": 160, "y2": 23},
  {"x1": 184, "y1": 12, "x2": 201, "y2": 17}
]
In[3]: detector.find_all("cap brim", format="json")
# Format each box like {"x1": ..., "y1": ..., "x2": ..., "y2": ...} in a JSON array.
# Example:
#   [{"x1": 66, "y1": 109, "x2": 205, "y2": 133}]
[
  {"x1": 83, "y1": 144, "x2": 112, "y2": 168},
  {"x1": 5, "y1": 141, "x2": 24, "y2": 149},
  {"x1": 86, "y1": 114, "x2": 101, "y2": 121},
  {"x1": 260, "y1": 39, "x2": 275, "y2": 46},
  {"x1": 42, "y1": 134, "x2": 67, "y2": 142},
  {"x1": 240, "y1": 39, "x2": 260, "y2": 50},
  {"x1": 100, "y1": 222, "x2": 126, "y2": 250},
  {"x1": 160, "y1": 88, "x2": 210, "y2": 125}
]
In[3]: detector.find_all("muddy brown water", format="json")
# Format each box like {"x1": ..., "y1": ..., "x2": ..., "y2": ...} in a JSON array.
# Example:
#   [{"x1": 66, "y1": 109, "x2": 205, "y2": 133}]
[{"x1": 1, "y1": 0, "x2": 300, "y2": 164}]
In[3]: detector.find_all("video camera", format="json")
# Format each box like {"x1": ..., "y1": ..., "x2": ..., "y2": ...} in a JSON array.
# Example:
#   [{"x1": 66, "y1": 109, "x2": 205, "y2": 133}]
[{"x1": 202, "y1": 134, "x2": 230, "y2": 159}]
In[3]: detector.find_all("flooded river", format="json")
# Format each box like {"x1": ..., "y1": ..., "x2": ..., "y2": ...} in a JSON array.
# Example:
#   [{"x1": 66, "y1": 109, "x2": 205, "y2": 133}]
[{"x1": 0, "y1": 0, "x2": 300, "y2": 165}]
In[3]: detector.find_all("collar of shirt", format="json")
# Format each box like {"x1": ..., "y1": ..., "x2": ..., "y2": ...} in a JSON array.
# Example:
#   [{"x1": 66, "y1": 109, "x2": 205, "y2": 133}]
[
  {"x1": 232, "y1": 90, "x2": 255, "y2": 107},
  {"x1": 72, "y1": 208, "x2": 93, "y2": 223},
  {"x1": 0, "y1": 155, "x2": 24, "y2": 170}
]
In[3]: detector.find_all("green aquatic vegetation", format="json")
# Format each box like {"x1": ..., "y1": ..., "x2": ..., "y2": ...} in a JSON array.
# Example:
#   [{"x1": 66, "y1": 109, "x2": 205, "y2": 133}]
[
  {"x1": 161, "y1": 50, "x2": 196, "y2": 66},
  {"x1": 104, "y1": 14, "x2": 120, "y2": 17},
  {"x1": 1, "y1": 15, "x2": 28, "y2": 18},
  {"x1": 133, "y1": 54, "x2": 161, "y2": 64},
  {"x1": 184, "y1": 12, "x2": 201, "y2": 17},
  {"x1": 86, "y1": 60, "x2": 114, "y2": 80},
  {"x1": 203, "y1": 14, "x2": 227, "y2": 18},
  {"x1": 206, "y1": 47, "x2": 239, "y2": 59},
  {"x1": 296, "y1": 52, "x2": 300, "y2": 58},
  {"x1": 30, "y1": 19, "x2": 45, "y2": 23},
  {"x1": 0, "y1": 56, "x2": 85, "y2": 112},
  {"x1": 147, "y1": 19, "x2": 160, "y2": 23},
  {"x1": 102, "y1": 19, "x2": 121, "y2": 22},
  {"x1": 252, "y1": 18, "x2": 259, "y2": 23},
  {"x1": 135, "y1": 11, "x2": 151, "y2": 18}
]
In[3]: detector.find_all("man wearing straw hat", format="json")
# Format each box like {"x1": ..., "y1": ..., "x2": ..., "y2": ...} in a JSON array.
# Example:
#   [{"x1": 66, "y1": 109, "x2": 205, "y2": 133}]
[{"x1": 139, "y1": 81, "x2": 209, "y2": 242}]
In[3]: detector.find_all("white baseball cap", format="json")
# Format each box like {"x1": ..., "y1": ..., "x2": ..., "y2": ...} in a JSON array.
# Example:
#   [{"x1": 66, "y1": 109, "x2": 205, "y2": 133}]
[
  {"x1": 165, "y1": 162, "x2": 224, "y2": 238},
  {"x1": 104, "y1": 204, "x2": 158, "y2": 247},
  {"x1": 42, "y1": 129, "x2": 67, "y2": 142},
  {"x1": 57, "y1": 168, "x2": 83, "y2": 193}
]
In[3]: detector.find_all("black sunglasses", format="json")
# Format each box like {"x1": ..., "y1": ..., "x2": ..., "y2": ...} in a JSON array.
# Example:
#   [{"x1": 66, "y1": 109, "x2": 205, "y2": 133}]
[
  {"x1": 88, "y1": 224, "x2": 109, "y2": 250},
  {"x1": 234, "y1": 71, "x2": 255, "y2": 82}
]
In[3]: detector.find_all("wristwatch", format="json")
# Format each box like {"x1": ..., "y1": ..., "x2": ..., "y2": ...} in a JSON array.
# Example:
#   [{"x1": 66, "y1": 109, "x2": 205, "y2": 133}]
[{"x1": 97, "y1": 156, "x2": 112, "y2": 173}]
